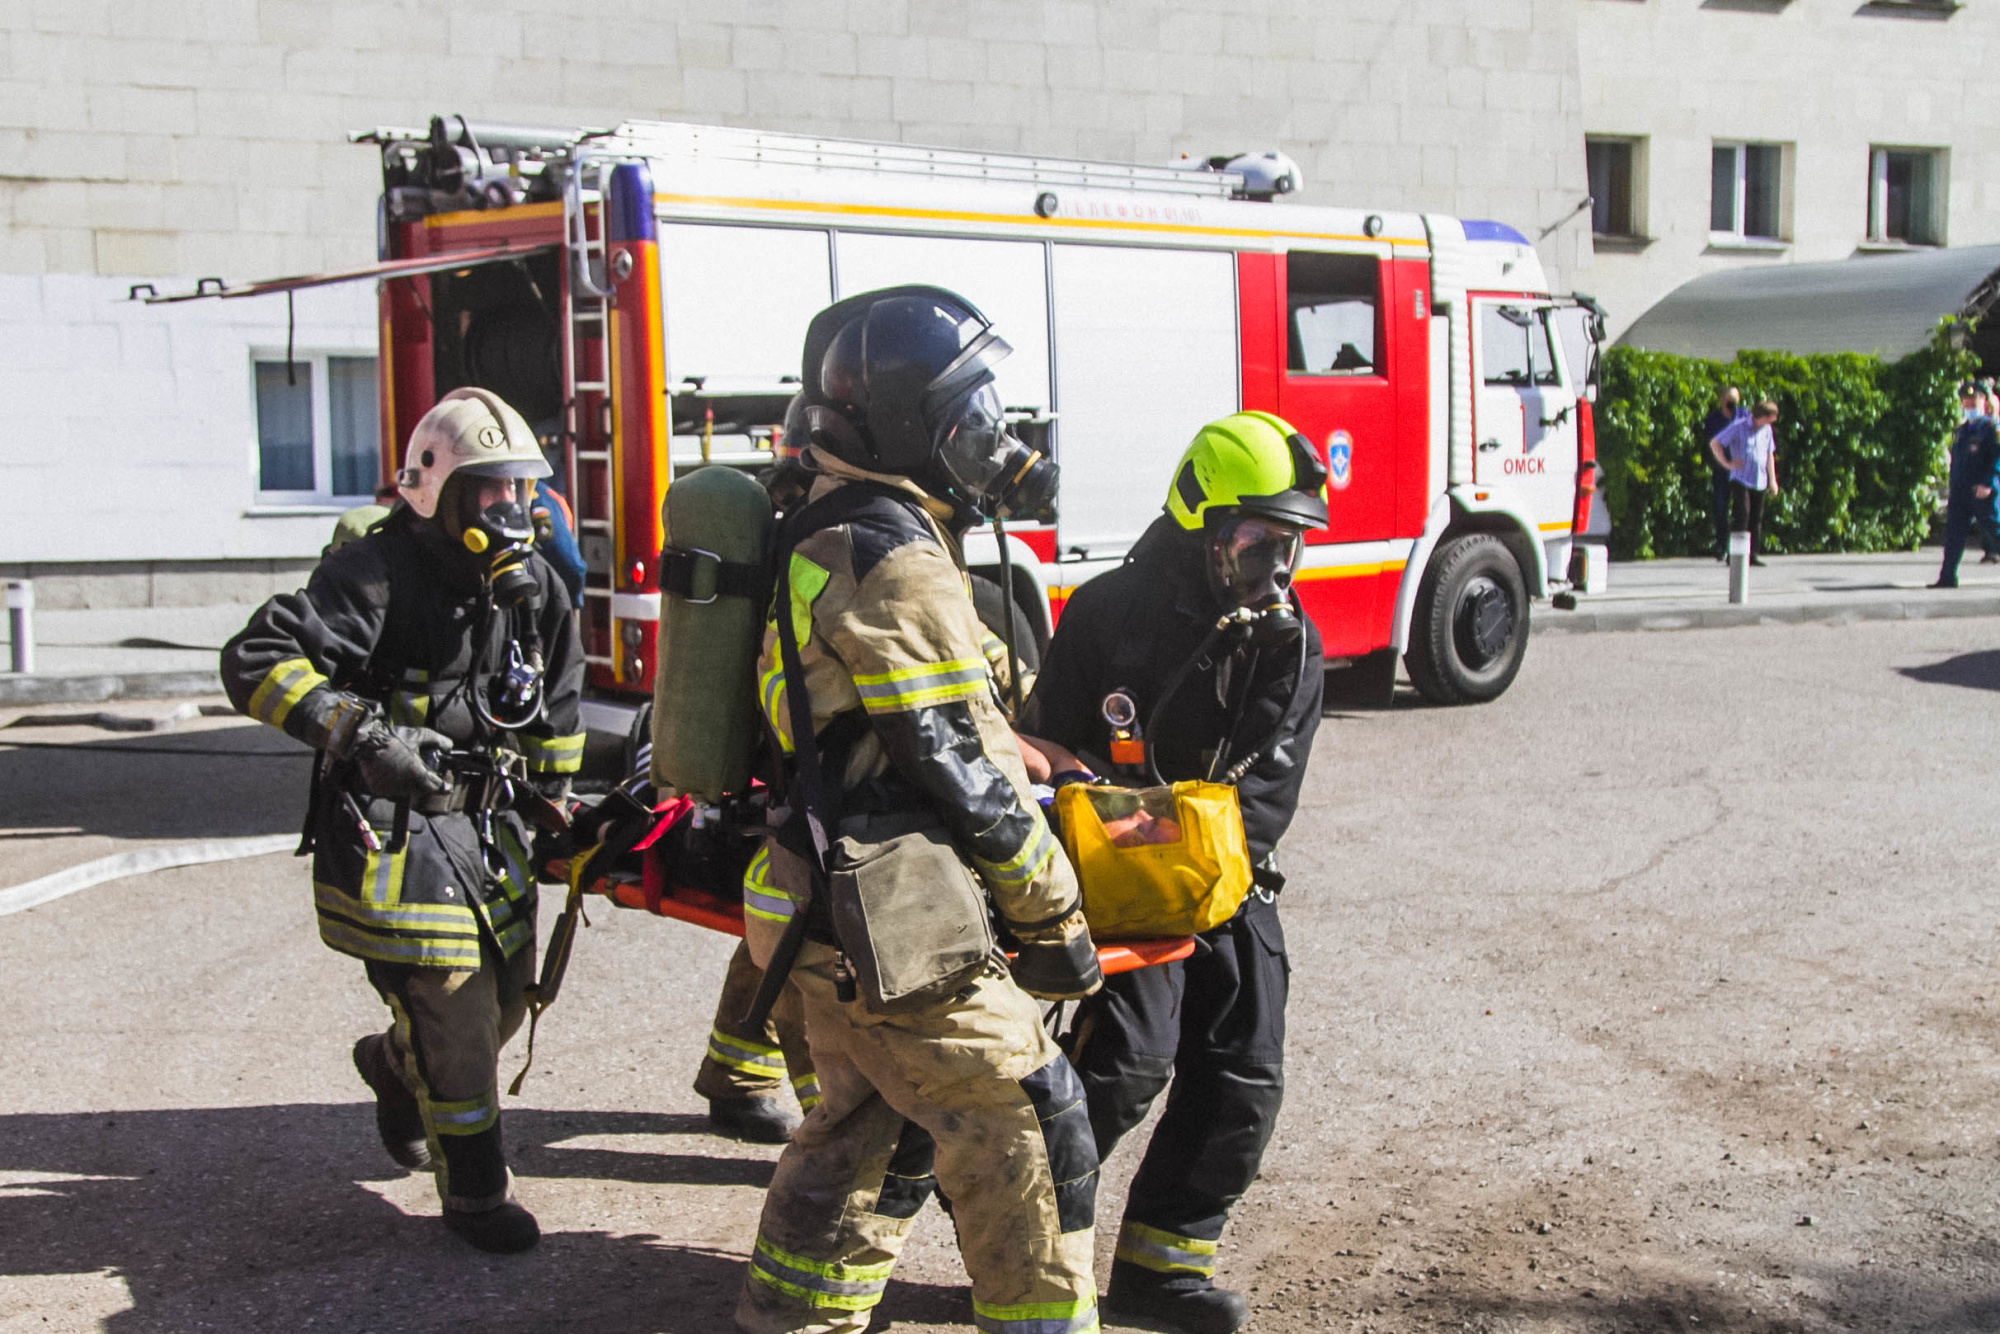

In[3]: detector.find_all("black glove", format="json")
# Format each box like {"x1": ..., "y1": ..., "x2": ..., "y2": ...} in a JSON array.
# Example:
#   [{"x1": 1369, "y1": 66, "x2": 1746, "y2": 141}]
[
  {"x1": 350, "y1": 721, "x2": 451, "y2": 801},
  {"x1": 1008, "y1": 907, "x2": 1103, "y2": 1000}
]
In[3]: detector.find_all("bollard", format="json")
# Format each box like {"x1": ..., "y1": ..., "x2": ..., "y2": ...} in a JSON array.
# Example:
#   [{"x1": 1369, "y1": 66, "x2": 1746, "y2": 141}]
[
  {"x1": 6, "y1": 580, "x2": 32, "y2": 674},
  {"x1": 1727, "y1": 531, "x2": 1750, "y2": 605}
]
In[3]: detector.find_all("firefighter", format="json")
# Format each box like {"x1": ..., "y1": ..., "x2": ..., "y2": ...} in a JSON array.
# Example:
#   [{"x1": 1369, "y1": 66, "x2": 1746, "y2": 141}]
[
  {"x1": 734, "y1": 287, "x2": 1103, "y2": 1334},
  {"x1": 221, "y1": 387, "x2": 585, "y2": 1254},
  {"x1": 694, "y1": 940, "x2": 817, "y2": 1142},
  {"x1": 1018, "y1": 412, "x2": 1327, "y2": 1334}
]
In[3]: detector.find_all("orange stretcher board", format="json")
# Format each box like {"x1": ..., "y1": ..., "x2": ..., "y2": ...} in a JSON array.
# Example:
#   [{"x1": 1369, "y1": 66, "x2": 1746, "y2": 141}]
[{"x1": 551, "y1": 852, "x2": 1197, "y2": 976}]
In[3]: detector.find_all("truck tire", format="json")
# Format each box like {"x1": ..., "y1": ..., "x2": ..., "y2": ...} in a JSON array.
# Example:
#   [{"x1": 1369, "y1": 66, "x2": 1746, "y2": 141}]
[{"x1": 1405, "y1": 534, "x2": 1529, "y2": 705}]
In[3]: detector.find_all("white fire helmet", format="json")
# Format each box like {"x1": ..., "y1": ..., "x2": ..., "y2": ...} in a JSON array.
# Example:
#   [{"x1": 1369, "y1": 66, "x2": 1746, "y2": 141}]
[{"x1": 394, "y1": 387, "x2": 551, "y2": 519}]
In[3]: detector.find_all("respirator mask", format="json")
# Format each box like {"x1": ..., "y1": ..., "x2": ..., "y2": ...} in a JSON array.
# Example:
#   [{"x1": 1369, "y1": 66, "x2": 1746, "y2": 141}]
[
  {"x1": 448, "y1": 476, "x2": 541, "y2": 608},
  {"x1": 1206, "y1": 514, "x2": 1305, "y2": 647},
  {"x1": 934, "y1": 381, "x2": 1058, "y2": 520}
]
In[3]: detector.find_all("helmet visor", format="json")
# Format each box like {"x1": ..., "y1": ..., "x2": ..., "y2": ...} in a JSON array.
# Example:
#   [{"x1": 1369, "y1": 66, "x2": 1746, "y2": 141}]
[{"x1": 1208, "y1": 515, "x2": 1303, "y2": 610}]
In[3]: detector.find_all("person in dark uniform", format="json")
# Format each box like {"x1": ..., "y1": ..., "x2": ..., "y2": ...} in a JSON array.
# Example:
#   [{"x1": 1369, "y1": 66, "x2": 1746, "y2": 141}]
[
  {"x1": 1018, "y1": 411, "x2": 1327, "y2": 1334},
  {"x1": 1701, "y1": 387, "x2": 1742, "y2": 560},
  {"x1": 222, "y1": 387, "x2": 585, "y2": 1253},
  {"x1": 1931, "y1": 380, "x2": 2000, "y2": 589}
]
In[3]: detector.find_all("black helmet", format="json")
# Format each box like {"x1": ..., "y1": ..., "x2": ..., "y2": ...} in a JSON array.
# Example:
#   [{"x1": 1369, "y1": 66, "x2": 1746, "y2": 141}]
[{"x1": 799, "y1": 286, "x2": 1056, "y2": 519}]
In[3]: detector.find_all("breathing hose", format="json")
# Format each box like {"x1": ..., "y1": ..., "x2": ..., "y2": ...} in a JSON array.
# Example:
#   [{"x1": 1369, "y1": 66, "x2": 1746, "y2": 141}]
[{"x1": 1142, "y1": 607, "x2": 1309, "y2": 788}]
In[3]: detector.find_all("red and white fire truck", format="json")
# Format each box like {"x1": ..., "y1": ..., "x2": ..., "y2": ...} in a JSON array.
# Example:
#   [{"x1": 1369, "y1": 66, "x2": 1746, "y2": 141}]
[{"x1": 162, "y1": 115, "x2": 1609, "y2": 709}]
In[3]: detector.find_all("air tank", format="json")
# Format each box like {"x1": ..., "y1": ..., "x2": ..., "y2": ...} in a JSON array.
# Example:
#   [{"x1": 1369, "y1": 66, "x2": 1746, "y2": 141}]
[{"x1": 650, "y1": 466, "x2": 775, "y2": 802}]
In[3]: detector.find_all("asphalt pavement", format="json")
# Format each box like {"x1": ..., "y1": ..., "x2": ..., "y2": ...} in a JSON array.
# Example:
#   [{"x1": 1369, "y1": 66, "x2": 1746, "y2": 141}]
[{"x1": 6, "y1": 616, "x2": 2000, "y2": 1331}]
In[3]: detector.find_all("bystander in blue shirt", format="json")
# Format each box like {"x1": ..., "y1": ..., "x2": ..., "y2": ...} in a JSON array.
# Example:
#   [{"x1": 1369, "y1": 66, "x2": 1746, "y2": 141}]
[{"x1": 531, "y1": 480, "x2": 587, "y2": 608}]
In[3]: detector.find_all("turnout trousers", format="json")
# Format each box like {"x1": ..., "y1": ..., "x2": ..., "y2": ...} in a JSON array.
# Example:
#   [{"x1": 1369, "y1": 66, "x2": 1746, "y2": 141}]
[
  {"x1": 735, "y1": 943, "x2": 1100, "y2": 1334},
  {"x1": 695, "y1": 940, "x2": 820, "y2": 1113},
  {"x1": 364, "y1": 937, "x2": 533, "y2": 1213},
  {"x1": 1065, "y1": 894, "x2": 1289, "y2": 1288}
]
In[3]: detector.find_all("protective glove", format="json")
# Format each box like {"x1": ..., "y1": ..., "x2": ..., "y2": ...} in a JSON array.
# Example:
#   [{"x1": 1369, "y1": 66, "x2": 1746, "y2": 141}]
[
  {"x1": 1008, "y1": 906, "x2": 1102, "y2": 1000},
  {"x1": 350, "y1": 720, "x2": 452, "y2": 801}
]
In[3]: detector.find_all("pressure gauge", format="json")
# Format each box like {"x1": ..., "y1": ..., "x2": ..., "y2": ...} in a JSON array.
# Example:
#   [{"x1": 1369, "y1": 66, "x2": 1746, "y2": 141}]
[{"x1": 1100, "y1": 689, "x2": 1138, "y2": 731}]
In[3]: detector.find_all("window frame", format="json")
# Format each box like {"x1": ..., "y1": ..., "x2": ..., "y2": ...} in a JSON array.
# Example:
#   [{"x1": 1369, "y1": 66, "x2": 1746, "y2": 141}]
[
  {"x1": 1585, "y1": 135, "x2": 1647, "y2": 241},
  {"x1": 248, "y1": 348, "x2": 381, "y2": 507},
  {"x1": 1866, "y1": 145, "x2": 1947, "y2": 247},
  {"x1": 1709, "y1": 140, "x2": 1789, "y2": 246},
  {"x1": 1283, "y1": 249, "x2": 1384, "y2": 380}
]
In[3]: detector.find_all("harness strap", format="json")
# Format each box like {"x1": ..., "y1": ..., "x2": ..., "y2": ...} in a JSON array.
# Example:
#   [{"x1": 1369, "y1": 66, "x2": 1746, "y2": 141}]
[{"x1": 659, "y1": 543, "x2": 772, "y2": 605}]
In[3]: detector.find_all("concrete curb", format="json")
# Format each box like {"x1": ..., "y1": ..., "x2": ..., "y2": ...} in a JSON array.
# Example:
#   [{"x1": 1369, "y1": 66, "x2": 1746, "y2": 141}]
[
  {"x1": 0, "y1": 669, "x2": 222, "y2": 706},
  {"x1": 0, "y1": 835, "x2": 296, "y2": 917},
  {"x1": 1536, "y1": 591, "x2": 2000, "y2": 635}
]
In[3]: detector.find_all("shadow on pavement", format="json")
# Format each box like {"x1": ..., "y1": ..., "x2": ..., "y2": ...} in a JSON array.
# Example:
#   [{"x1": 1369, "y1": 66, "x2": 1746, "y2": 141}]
[
  {"x1": 0, "y1": 1103, "x2": 925, "y2": 1332},
  {"x1": 1897, "y1": 650, "x2": 2000, "y2": 694},
  {"x1": 0, "y1": 723, "x2": 308, "y2": 842}
]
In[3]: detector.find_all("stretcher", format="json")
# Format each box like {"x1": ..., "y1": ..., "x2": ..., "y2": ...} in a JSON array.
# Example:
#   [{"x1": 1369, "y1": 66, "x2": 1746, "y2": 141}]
[{"x1": 545, "y1": 794, "x2": 1197, "y2": 978}]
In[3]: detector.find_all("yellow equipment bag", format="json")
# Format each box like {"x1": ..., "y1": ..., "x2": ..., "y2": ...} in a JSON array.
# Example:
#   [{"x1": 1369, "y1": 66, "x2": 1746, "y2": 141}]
[{"x1": 1053, "y1": 780, "x2": 1253, "y2": 939}]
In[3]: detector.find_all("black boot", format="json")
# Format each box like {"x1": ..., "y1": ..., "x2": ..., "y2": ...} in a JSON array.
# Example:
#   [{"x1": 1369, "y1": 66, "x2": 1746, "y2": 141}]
[
  {"x1": 1105, "y1": 1262, "x2": 1249, "y2": 1334},
  {"x1": 443, "y1": 1199, "x2": 540, "y2": 1253},
  {"x1": 708, "y1": 1096, "x2": 800, "y2": 1143},
  {"x1": 352, "y1": 1035, "x2": 432, "y2": 1172}
]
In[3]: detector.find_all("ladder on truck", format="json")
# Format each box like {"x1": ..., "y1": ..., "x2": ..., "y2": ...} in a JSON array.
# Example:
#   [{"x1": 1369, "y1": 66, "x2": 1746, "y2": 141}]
[{"x1": 563, "y1": 156, "x2": 618, "y2": 674}]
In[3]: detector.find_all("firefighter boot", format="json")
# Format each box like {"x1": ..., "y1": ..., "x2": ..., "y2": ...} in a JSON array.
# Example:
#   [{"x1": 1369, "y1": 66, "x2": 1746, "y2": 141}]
[
  {"x1": 443, "y1": 1199, "x2": 541, "y2": 1254},
  {"x1": 352, "y1": 1034, "x2": 433, "y2": 1172},
  {"x1": 1105, "y1": 1261, "x2": 1249, "y2": 1334},
  {"x1": 708, "y1": 1096, "x2": 800, "y2": 1144}
]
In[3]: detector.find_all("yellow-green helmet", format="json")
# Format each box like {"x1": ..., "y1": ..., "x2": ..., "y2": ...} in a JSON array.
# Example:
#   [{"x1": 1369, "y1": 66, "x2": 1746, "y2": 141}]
[{"x1": 1165, "y1": 411, "x2": 1329, "y2": 532}]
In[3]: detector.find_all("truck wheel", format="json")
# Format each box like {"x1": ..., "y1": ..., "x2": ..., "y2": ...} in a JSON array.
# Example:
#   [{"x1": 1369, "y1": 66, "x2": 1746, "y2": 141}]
[{"x1": 1405, "y1": 534, "x2": 1529, "y2": 705}]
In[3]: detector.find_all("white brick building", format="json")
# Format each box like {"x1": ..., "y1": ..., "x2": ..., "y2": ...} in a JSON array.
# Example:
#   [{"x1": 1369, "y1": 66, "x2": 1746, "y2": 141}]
[
  {"x1": 1577, "y1": 0, "x2": 2000, "y2": 344},
  {"x1": 2, "y1": 1, "x2": 1992, "y2": 596}
]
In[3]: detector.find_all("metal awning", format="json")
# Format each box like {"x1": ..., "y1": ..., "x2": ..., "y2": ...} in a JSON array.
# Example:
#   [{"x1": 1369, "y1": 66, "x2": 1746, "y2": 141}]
[
  {"x1": 127, "y1": 241, "x2": 558, "y2": 303},
  {"x1": 1617, "y1": 243, "x2": 2000, "y2": 361}
]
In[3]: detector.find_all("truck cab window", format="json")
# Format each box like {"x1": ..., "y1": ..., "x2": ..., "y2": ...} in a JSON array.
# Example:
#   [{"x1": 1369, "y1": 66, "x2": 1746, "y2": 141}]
[
  {"x1": 1286, "y1": 251, "x2": 1378, "y2": 376},
  {"x1": 1481, "y1": 305, "x2": 1560, "y2": 387}
]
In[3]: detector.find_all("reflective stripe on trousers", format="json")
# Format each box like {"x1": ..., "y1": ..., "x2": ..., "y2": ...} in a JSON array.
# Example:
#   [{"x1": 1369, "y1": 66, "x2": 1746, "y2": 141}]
[
  {"x1": 708, "y1": 1025, "x2": 787, "y2": 1080},
  {"x1": 749, "y1": 1234, "x2": 893, "y2": 1312},
  {"x1": 1113, "y1": 1220, "x2": 1218, "y2": 1277},
  {"x1": 972, "y1": 1297, "x2": 1100, "y2": 1333}
]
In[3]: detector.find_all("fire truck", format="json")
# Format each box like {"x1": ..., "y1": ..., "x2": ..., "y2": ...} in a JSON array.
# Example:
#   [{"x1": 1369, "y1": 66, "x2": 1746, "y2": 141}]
[{"x1": 157, "y1": 115, "x2": 1608, "y2": 711}]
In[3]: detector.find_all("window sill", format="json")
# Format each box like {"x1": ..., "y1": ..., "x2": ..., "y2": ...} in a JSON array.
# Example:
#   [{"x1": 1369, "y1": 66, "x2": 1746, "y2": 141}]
[
  {"x1": 245, "y1": 502, "x2": 369, "y2": 517},
  {"x1": 1856, "y1": 238, "x2": 1940, "y2": 253},
  {"x1": 1705, "y1": 236, "x2": 1790, "y2": 254},
  {"x1": 1591, "y1": 233, "x2": 1655, "y2": 253},
  {"x1": 1858, "y1": 0, "x2": 1959, "y2": 17}
]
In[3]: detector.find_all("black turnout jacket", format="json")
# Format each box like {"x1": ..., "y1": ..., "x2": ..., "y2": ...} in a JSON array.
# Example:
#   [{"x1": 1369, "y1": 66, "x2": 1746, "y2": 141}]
[{"x1": 1020, "y1": 514, "x2": 1322, "y2": 887}]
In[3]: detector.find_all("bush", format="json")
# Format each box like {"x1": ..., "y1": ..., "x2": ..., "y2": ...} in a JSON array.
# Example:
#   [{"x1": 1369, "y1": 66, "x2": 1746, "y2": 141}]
[{"x1": 1595, "y1": 322, "x2": 1974, "y2": 559}]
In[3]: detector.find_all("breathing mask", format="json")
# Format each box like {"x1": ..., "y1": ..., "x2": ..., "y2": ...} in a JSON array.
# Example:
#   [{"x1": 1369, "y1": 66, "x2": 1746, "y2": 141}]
[
  {"x1": 446, "y1": 475, "x2": 541, "y2": 608},
  {"x1": 935, "y1": 382, "x2": 1058, "y2": 520},
  {"x1": 1204, "y1": 513, "x2": 1305, "y2": 645}
]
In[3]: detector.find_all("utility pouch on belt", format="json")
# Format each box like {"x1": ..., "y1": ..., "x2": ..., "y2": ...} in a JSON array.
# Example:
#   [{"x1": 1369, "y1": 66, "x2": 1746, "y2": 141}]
[
  {"x1": 827, "y1": 810, "x2": 997, "y2": 1014},
  {"x1": 1053, "y1": 780, "x2": 1252, "y2": 938}
]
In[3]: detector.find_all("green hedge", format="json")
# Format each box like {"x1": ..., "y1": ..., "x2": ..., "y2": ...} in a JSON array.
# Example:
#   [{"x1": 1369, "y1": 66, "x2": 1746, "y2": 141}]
[{"x1": 1595, "y1": 323, "x2": 1975, "y2": 559}]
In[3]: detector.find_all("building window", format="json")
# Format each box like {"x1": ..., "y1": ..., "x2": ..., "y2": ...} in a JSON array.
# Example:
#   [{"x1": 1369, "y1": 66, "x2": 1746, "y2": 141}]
[
  {"x1": 1286, "y1": 251, "x2": 1379, "y2": 376},
  {"x1": 254, "y1": 354, "x2": 380, "y2": 502},
  {"x1": 1868, "y1": 146, "x2": 1944, "y2": 245},
  {"x1": 1710, "y1": 141, "x2": 1785, "y2": 242},
  {"x1": 1586, "y1": 137, "x2": 1644, "y2": 239}
]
